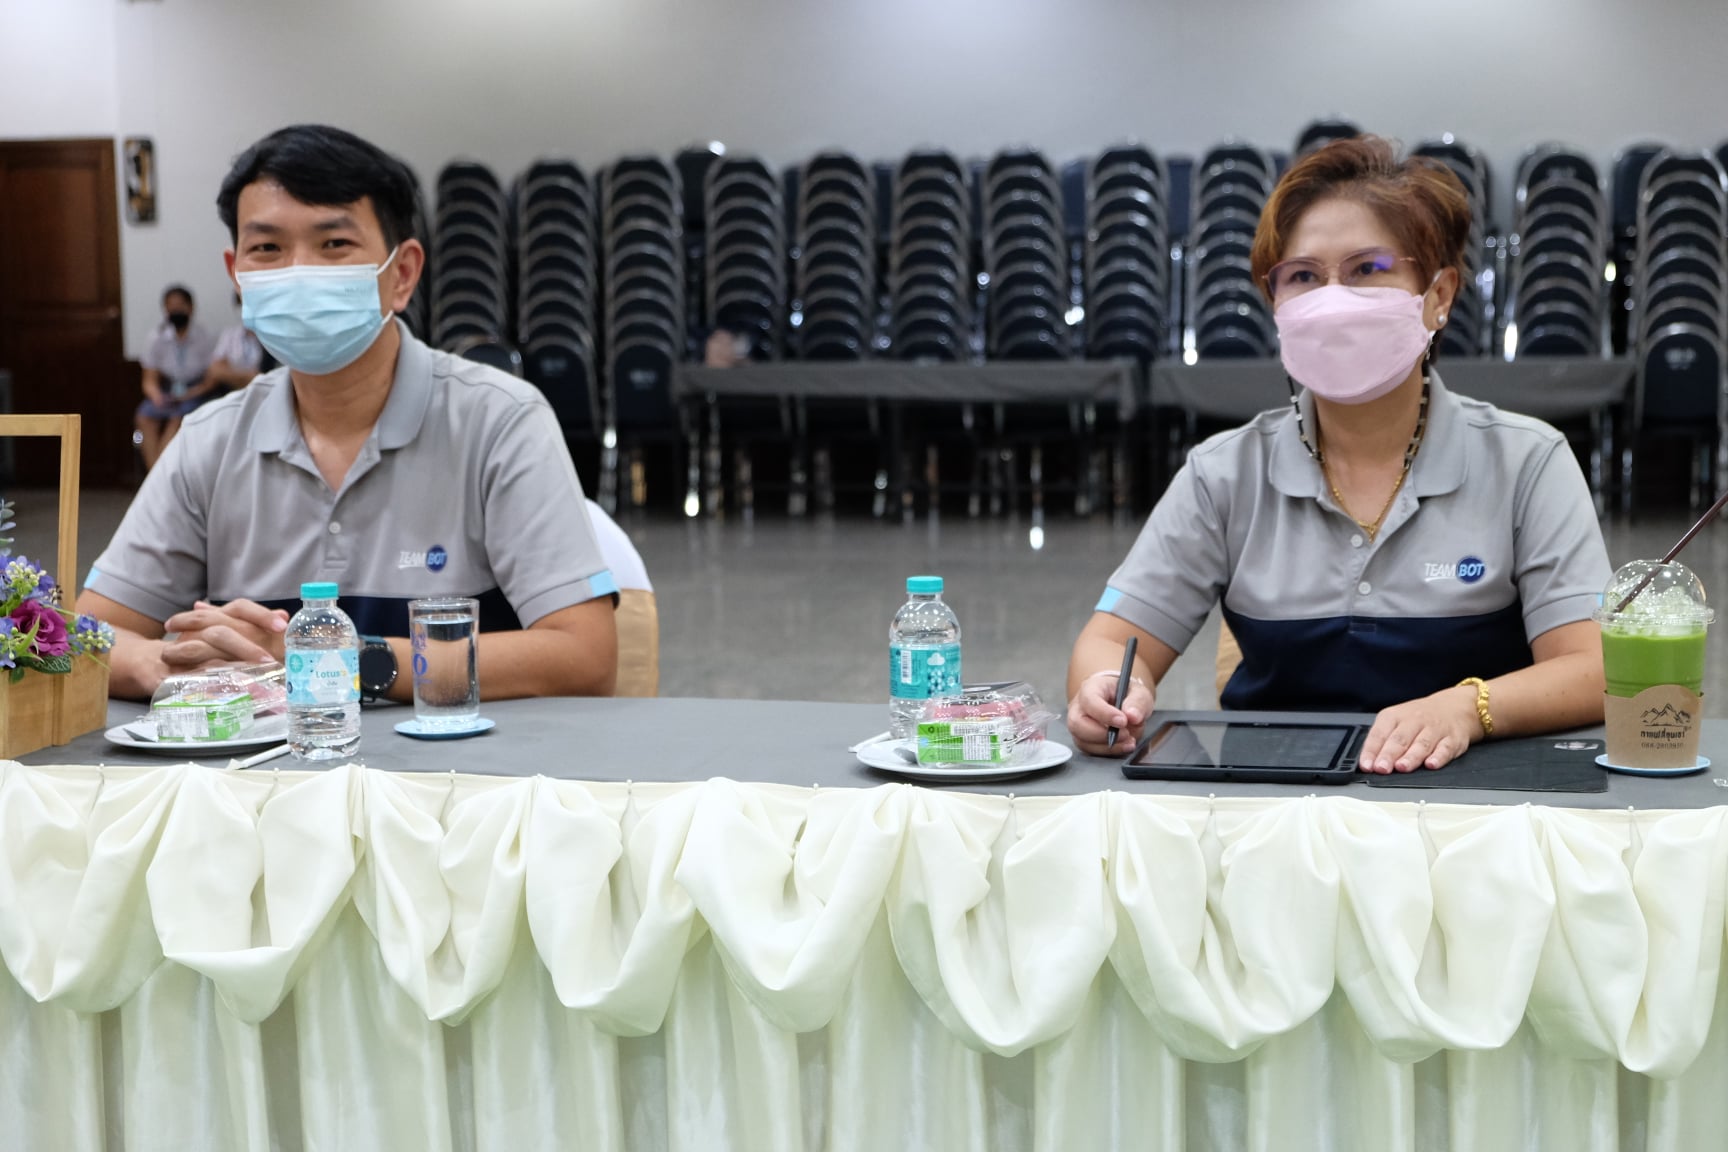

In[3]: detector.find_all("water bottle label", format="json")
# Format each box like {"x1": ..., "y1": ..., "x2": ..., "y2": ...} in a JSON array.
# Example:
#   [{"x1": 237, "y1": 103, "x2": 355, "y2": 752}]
[
  {"x1": 889, "y1": 643, "x2": 961, "y2": 700},
  {"x1": 287, "y1": 649, "x2": 360, "y2": 707}
]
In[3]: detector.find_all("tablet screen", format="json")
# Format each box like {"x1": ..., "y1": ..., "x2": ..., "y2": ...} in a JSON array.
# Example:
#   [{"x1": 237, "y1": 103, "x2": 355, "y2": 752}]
[{"x1": 1137, "y1": 721, "x2": 1354, "y2": 771}]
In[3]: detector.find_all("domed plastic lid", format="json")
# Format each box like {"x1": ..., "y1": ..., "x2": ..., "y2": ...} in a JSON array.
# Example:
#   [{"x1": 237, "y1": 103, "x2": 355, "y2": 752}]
[{"x1": 1594, "y1": 560, "x2": 1714, "y2": 628}]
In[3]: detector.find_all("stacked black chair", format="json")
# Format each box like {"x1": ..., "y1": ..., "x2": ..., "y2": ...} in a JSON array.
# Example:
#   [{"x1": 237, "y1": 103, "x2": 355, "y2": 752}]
[
  {"x1": 1609, "y1": 142, "x2": 1668, "y2": 354},
  {"x1": 889, "y1": 150, "x2": 974, "y2": 362},
  {"x1": 983, "y1": 148, "x2": 1070, "y2": 360},
  {"x1": 781, "y1": 151, "x2": 882, "y2": 513},
  {"x1": 793, "y1": 152, "x2": 876, "y2": 360},
  {"x1": 602, "y1": 155, "x2": 686, "y2": 507},
  {"x1": 1504, "y1": 145, "x2": 1609, "y2": 358},
  {"x1": 1185, "y1": 143, "x2": 1276, "y2": 359},
  {"x1": 431, "y1": 162, "x2": 510, "y2": 351},
  {"x1": 1625, "y1": 150, "x2": 1728, "y2": 507},
  {"x1": 704, "y1": 156, "x2": 786, "y2": 358},
  {"x1": 703, "y1": 154, "x2": 795, "y2": 513},
  {"x1": 1413, "y1": 138, "x2": 1494, "y2": 357},
  {"x1": 1083, "y1": 144, "x2": 1170, "y2": 364},
  {"x1": 1294, "y1": 119, "x2": 1361, "y2": 156},
  {"x1": 516, "y1": 159, "x2": 600, "y2": 436}
]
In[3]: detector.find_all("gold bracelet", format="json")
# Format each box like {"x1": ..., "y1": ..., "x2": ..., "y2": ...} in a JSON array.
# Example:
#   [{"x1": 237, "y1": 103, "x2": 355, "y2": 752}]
[{"x1": 1456, "y1": 677, "x2": 1494, "y2": 737}]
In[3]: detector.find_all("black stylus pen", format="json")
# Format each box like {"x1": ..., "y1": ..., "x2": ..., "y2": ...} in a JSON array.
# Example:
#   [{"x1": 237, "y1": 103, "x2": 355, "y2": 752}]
[{"x1": 1105, "y1": 636, "x2": 1138, "y2": 750}]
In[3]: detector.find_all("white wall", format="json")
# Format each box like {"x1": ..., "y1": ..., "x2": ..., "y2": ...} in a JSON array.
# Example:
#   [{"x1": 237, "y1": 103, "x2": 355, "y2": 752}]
[
  {"x1": 8, "y1": 0, "x2": 1728, "y2": 354},
  {"x1": 0, "y1": 0, "x2": 117, "y2": 138}
]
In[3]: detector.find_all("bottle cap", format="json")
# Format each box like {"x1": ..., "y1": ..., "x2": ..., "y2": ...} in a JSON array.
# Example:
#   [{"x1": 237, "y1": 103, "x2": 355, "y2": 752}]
[
  {"x1": 907, "y1": 576, "x2": 943, "y2": 595},
  {"x1": 301, "y1": 581, "x2": 340, "y2": 600}
]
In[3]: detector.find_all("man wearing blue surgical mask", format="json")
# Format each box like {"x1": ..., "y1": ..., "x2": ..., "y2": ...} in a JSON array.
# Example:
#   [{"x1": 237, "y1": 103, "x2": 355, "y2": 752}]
[{"x1": 79, "y1": 124, "x2": 620, "y2": 702}]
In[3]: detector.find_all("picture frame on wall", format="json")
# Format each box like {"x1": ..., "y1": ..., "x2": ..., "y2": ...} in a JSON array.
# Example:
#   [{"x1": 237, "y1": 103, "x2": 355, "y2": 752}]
[{"x1": 124, "y1": 137, "x2": 156, "y2": 224}]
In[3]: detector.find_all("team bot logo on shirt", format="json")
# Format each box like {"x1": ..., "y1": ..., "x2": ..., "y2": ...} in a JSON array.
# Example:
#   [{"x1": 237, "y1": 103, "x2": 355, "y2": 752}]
[
  {"x1": 397, "y1": 545, "x2": 450, "y2": 572},
  {"x1": 1422, "y1": 556, "x2": 1487, "y2": 584}
]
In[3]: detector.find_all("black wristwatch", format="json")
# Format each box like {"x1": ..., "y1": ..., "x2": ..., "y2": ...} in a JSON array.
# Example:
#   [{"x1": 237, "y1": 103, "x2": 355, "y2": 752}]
[{"x1": 359, "y1": 635, "x2": 398, "y2": 703}]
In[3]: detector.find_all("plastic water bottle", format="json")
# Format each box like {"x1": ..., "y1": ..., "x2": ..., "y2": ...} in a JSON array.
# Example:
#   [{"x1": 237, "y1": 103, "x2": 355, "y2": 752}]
[
  {"x1": 889, "y1": 575, "x2": 962, "y2": 738},
  {"x1": 285, "y1": 581, "x2": 361, "y2": 761}
]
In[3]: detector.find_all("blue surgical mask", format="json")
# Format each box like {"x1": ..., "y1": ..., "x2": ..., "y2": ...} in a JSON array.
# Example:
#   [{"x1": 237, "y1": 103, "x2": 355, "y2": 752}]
[{"x1": 237, "y1": 248, "x2": 399, "y2": 375}]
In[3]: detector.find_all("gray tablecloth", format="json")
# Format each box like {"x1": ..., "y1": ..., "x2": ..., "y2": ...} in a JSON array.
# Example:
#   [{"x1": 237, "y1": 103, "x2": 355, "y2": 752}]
[
  {"x1": 1150, "y1": 358, "x2": 1634, "y2": 424},
  {"x1": 676, "y1": 361, "x2": 1139, "y2": 418},
  {"x1": 26, "y1": 698, "x2": 1727, "y2": 812}
]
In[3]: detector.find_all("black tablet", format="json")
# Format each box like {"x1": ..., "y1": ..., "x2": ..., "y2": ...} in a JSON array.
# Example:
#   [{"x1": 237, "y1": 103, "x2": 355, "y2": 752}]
[{"x1": 1124, "y1": 720, "x2": 1364, "y2": 784}]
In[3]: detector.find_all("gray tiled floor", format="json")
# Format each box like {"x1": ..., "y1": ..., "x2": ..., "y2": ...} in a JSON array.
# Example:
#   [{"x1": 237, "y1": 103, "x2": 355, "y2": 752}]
[{"x1": 17, "y1": 489, "x2": 1728, "y2": 716}]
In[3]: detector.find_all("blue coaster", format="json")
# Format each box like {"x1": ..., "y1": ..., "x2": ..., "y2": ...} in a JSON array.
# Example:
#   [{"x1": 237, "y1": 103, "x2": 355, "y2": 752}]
[
  {"x1": 1596, "y1": 753, "x2": 1710, "y2": 777},
  {"x1": 395, "y1": 716, "x2": 496, "y2": 740}
]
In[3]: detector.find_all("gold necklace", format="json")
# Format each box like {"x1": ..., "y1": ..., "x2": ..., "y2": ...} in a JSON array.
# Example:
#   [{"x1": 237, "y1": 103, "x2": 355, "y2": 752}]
[
  {"x1": 1313, "y1": 379, "x2": 1431, "y2": 542},
  {"x1": 1321, "y1": 457, "x2": 1409, "y2": 541}
]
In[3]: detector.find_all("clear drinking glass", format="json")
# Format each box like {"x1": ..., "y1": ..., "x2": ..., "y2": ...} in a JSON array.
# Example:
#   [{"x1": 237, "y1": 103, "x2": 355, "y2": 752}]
[{"x1": 409, "y1": 597, "x2": 479, "y2": 730}]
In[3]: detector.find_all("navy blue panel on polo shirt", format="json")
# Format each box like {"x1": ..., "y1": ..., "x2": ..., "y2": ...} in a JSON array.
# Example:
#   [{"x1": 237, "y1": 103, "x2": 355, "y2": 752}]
[{"x1": 1220, "y1": 601, "x2": 1534, "y2": 712}]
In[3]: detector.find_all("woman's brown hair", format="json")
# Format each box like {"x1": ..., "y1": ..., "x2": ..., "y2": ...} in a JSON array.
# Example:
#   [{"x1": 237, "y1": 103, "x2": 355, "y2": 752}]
[{"x1": 1249, "y1": 135, "x2": 1472, "y2": 302}]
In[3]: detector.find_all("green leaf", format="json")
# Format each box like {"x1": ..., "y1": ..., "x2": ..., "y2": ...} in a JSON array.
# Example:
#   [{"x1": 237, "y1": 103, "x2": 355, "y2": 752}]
[
  {"x1": 18, "y1": 653, "x2": 72, "y2": 676},
  {"x1": 8, "y1": 667, "x2": 22, "y2": 684}
]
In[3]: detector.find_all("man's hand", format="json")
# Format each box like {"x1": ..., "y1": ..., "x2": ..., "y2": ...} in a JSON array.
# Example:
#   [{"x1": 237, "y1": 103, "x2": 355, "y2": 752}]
[
  {"x1": 1359, "y1": 685, "x2": 1482, "y2": 773},
  {"x1": 1067, "y1": 670, "x2": 1156, "y2": 756},
  {"x1": 161, "y1": 598, "x2": 288, "y2": 671}
]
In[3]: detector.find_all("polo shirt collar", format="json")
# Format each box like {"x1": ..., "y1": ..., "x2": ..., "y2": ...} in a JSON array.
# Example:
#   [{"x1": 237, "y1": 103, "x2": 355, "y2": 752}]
[
  {"x1": 247, "y1": 319, "x2": 433, "y2": 455},
  {"x1": 1269, "y1": 368, "x2": 1467, "y2": 500}
]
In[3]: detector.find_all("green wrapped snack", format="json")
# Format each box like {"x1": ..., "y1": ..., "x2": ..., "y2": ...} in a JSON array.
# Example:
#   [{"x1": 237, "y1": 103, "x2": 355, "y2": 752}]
[{"x1": 153, "y1": 692, "x2": 252, "y2": 741}]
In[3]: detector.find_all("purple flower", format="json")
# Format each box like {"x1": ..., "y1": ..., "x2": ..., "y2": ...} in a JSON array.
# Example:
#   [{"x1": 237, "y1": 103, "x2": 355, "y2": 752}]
[{"x1": 10, "y1": 599, "x2": 69, "y2": 656}]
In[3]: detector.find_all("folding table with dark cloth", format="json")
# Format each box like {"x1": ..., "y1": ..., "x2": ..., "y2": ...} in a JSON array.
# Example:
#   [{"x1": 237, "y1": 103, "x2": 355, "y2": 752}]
[{"x1": 6, "y1": 696, "x2": 1728, "y2": 1151}]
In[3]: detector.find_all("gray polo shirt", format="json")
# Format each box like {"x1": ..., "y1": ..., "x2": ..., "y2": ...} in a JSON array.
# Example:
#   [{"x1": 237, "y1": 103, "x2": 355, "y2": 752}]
[
  {"x1": 1097, "y1": 373, "x2": 1611, "y2": 710},
  {"x1": 89, "y1": 322, "x2": 615, "y2": 636}
]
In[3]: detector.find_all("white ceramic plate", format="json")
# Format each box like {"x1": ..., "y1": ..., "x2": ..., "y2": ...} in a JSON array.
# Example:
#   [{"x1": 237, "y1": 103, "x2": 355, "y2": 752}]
[
  {"x1": 104, "y1": 715, "x2": 290, "y2": 756},
  {"x1": 852, "y1": 733, "x2": 1073, "y2": 782}
]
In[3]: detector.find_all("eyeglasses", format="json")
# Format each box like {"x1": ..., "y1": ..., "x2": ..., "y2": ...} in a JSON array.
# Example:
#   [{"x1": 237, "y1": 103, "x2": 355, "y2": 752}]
[{"x1": 1265, "y1": 247, "x2": 1418, "y2": 303}]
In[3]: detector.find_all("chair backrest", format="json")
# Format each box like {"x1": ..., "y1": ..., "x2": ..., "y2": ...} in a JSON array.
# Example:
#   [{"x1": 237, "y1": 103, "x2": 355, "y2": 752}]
[{"x1": 584, "y1": 500, "x2": 658, "y2": 697}]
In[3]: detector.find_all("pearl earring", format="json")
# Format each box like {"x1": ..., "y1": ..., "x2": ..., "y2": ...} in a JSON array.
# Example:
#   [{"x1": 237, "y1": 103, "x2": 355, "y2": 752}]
[{"x1": 1436, "y1": 313, "x2": 1448, "y2": 326}]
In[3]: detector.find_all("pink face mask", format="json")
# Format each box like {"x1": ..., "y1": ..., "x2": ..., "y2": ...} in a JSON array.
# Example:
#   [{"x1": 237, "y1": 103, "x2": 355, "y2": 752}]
[{"x1": 1275, "y1": 285, "x2": 1435, "y2": 405}]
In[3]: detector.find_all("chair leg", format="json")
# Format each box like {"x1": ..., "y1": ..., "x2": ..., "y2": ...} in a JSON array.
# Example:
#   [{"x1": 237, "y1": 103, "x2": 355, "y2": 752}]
[
  {"x1": 599, "y1": 427, "x2": 620, "y2": 515},
  {"x1": 1620, "y1": 438, "x2": 1635, "y2": 515},
  {"x1": 967, "y1": 443, "x2": 985, "y2": 519},
  {"x1": 924, "y1": 444, "x2": 940, "y2": 519},
  {"x1": 1030, "y1": 445, "x2": 1045, "y2": 524},
  {"x1": 628, "y1": 448, "x2": 647, "y2": 510},
  {"x1": 683, "y1": 421, "x2": 702, "y2": 518},
  {"x1": 733, "y1": 448, "x2": 755, "y2": 519},
  {"x1": 788, "y1": 439, "x2": 808, "y2": 518},
  {"x1": 814, "y1": 446, "x2": 835, "y2": 514},
  {"x1": 704, "y1": 404, "x2": 724, "y2": 518}
]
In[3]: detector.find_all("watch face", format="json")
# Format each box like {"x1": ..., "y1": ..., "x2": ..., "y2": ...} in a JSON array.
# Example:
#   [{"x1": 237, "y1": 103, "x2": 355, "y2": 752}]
[{"x1": 359, "y1": 642, "x2": 396, "y2": 691}]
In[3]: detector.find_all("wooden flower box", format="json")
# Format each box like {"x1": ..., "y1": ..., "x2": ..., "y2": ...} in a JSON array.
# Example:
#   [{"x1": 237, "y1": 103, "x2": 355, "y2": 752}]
[{"x1": 0, "y1": 414, "x2": 109, "y2": 759}]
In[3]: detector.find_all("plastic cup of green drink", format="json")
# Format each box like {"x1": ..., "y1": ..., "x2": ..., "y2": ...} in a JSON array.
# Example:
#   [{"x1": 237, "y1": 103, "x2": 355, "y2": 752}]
[{"x1": 1593, "y1": 560, "x2": 1713, "y2": 769}]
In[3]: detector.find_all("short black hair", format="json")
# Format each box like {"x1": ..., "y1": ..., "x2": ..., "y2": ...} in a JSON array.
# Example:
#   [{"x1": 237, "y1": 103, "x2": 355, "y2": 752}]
[
  {"x1": 216, "y1": 124, "x2": 423, "y2": 250},
  {"x1": 162, "y1": 284, "x2": 193, "y2": 307}
]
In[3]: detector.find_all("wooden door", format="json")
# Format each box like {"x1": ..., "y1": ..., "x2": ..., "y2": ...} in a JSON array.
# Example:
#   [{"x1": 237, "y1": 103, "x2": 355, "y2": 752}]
[{"x1": 0, "y1": 139, "x2": 127, "y2": 488}]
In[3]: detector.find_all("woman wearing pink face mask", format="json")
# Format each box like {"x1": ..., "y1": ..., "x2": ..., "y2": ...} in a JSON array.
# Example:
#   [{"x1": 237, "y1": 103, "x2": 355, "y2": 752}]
[{"x1": 1067, "y1": 136, "x2": 1611, "y2": 771}]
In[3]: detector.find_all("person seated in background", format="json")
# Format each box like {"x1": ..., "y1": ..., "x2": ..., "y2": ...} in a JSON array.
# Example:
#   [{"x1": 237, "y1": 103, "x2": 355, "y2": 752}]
[
  {"x1": 135, "y1": 284, "x2": 218, "y2": 468},
  {"x1": 79, "y1": 123, "x2": 619, "y2": 701},
  {"x1": 202, "y1": 292, "x2": 268, "y2": 395},
  {"x1": 703, "y1": 326, "x2": 752, "y2": 367},
  {"x1": 1067, "y1": 136, "x2": 1611, "y2": 771}
]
